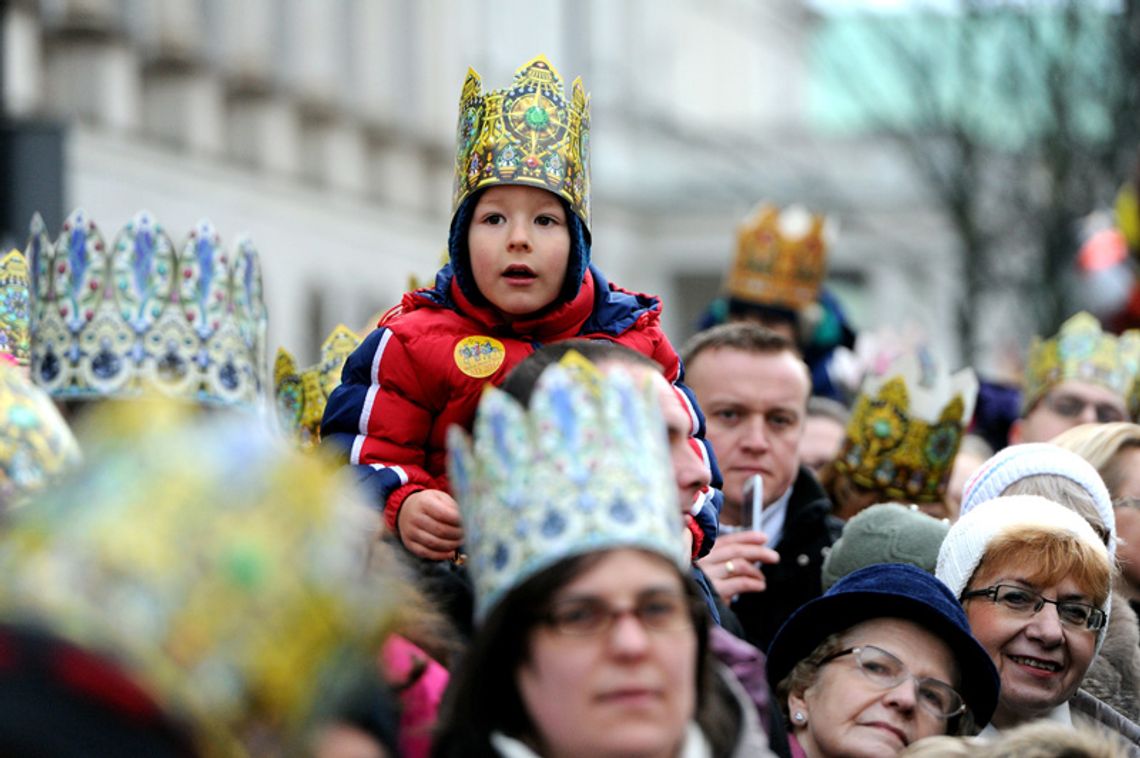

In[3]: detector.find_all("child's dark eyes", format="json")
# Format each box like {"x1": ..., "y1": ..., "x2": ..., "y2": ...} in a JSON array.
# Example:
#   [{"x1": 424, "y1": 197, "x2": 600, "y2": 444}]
[
  {"x1": 481, "y1": 213, "x2": 505, "y2": 225},
  {"x1": 535, "y1": 214, "x2": 562, "y2": 226}
]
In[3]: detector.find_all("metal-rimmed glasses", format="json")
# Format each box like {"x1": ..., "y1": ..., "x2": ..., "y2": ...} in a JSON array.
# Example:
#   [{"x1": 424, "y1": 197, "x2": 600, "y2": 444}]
[
  {"x1": 962, "y1": 584, "x2": 1106, "y2": 631},
  {"x1": 818, "y1": 645, "x2": 966, "y2": 719},
  {"x1": 540, "y1": 590, "x2": 694, "y2": 636}
]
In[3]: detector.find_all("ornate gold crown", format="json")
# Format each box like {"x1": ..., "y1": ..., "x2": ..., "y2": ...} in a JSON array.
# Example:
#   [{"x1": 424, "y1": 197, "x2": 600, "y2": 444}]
[
  {"x1": 1022, "y1": 311, "x2": 1131, "y2": 414},
  {"x1": 26, "y1": 209, "x2": 268, "y2": 408},
  {"x1": 274, "y1": 324, "x2": 362, "y2": 448},
  {"x1": 0, "y1": 250, "x2": 30, "y2": 366},
  {"x1": 726, "y1": 204, "x2": 828, "y2": 311},
  {"x1": 452, "y1": 54, "x2": 590, "y2": 229},
  {"x1": 835, "y1": 355, "x2": 977, "y2": 504}
]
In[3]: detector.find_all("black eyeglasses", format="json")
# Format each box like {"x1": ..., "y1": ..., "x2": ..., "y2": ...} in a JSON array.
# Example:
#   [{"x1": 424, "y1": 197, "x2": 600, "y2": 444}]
[
  {"x1": 818, "y1": 645, "x2": 966, "y2": 719},
  {"x1": 962, "y1": 584, "x2": 1106, "y2": 631},
  {"x1": 541, "y1": 591, "x2": 694, "y2": 636},
  {"x1": 1041, "y1": 393, "x2": 1127, "y2": 424}
]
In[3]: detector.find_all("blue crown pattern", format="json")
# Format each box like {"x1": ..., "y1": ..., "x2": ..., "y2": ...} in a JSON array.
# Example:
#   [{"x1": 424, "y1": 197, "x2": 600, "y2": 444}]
[
  {"x1": 26, "y1": 210, "x2": 268, "y2": 408},
  {"x1": 448, "y1": 362, "x2": 686, "y2": 620}
]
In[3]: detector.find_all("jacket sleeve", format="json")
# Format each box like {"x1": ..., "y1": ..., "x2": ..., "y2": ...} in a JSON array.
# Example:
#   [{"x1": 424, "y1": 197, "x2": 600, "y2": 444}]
[{"x1": 320, "y1": 325, "x2": 440, "y2": 530}]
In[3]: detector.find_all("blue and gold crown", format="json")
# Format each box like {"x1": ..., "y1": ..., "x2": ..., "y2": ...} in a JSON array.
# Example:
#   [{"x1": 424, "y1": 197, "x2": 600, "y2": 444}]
[
  {"x1": 0, "y1": 250, "x2": 31, "y2": 366},
  {"x1": 448, "y1": 358, "x2": 686, "y2": 621},
  {"x1": 274, "y1": 324, "x2": 362, "y2": 448},
  {"x1": 836, "y1": 353, "x2": 978, "y2": 504},
  {"x1": 1022, "y1": 311, "x2": 1131, "y2": 414},
  {"x1": 25, "y1": 209, "x2": 268, "y2": 408},
  {"x1": 727, "y1": 204, "x2": 829, "y2": 311},
  {"x1": 452, "y1": 54, "x2": 590, "y2": 229}
]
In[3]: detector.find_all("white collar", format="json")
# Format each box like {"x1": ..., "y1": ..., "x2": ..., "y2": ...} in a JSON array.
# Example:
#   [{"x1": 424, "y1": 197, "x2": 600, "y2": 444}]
[
  {"x1": 977, "y1": 701, "x2": 1072, "y2": 740},
  {"x1": 490, "y1": 722, "x2": 711, "y2": 757}
]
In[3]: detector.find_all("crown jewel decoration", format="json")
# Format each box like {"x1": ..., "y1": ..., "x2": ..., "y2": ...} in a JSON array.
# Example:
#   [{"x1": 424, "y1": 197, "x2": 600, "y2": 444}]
[
  {"x1": 452, "y1": 54, "x2": 591, "y2": 229},
  {"x1": 275, "y1": 324, "x2": 362, "y2": 448},
  {"x1": 0, "y1": 250, "x2": 31, "y2": 366},
  {"x1": 726, "y1": 204, "x2": 829, "y2": 311},
  {"x1": 1022, "y1": 311, "x2": 1132, "y2": 414},
  {"x1": 26, "y1": 209, "x2": 268, "y2": 408},
  {"x1": 448, "y1": 358, "x2": 685, "y2": 620},
  {"x1": 835, "y1": 353, "x2": 978, "y2": 503}
]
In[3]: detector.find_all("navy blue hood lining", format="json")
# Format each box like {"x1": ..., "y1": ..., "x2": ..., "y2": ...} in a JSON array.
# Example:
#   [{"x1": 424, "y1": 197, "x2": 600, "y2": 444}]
[{"x1": 447, "y1": 190, "x2": 591, "y2": 308}]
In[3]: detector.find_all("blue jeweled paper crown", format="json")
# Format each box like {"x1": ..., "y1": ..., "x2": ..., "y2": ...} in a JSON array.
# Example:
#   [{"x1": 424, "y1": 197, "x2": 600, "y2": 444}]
[
  {"x1": 25, "y1": 209, "x2": 268, "y2": 408},
  {"x1": 448, "y1": 359, "x2": 687, "y2": 621}
]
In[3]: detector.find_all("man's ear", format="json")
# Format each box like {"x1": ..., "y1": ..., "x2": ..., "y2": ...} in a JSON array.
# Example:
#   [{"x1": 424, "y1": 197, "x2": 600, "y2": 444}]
[{"x1": 1008, "y1": 418, "x2": 1024, "y2": 445}]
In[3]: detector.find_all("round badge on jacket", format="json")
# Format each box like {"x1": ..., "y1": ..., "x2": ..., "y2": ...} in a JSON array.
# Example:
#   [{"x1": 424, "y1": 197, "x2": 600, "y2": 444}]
[{"x1": 454, "y1": 336, "x2": 506, "y2": 378}]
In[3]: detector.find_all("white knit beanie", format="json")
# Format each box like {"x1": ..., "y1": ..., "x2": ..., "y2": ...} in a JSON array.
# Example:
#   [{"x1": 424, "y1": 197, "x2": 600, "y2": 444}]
[
  {"x1": 936, "y1": 494, "x2": 1112, "y2": 653},
  {"x1": 959, "y1": 442, "x2": 1116, "y2": 562}
]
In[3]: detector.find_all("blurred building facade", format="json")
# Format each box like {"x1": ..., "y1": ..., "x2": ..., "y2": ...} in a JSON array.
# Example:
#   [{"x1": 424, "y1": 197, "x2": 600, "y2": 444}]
[{"x1": 1, "y1": 0, "x2": 962, "y2": 366}]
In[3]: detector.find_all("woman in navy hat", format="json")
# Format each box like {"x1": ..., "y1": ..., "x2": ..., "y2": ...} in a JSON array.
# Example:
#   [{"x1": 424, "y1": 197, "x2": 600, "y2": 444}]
[{"x1": 766, "y1": 563, "x2": 999, "y2": 758}]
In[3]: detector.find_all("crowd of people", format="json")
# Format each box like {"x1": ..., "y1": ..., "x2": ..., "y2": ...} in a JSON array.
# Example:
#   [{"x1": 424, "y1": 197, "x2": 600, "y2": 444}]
[{"x1": 0, "y1": 52, "x2": 1138, "y2": 756}]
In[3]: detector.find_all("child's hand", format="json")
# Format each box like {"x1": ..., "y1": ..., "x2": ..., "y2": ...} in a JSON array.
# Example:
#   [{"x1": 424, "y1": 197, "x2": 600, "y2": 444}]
[{"x1": 398, "y1": 489, "x2": 464, "y2": 560}]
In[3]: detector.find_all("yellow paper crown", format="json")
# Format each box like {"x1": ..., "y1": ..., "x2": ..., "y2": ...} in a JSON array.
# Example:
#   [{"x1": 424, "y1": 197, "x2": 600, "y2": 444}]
[
  {"x1": 0, "y1": 250, "x2": 30, "y2": 366},
  {"x1": 726, "y1": 204, "x2": 828, "y2": 311},
  {"x1": 835, "y1": 354, "x2": 977, "y2": 503},
  {"x1": 274, "y1": 324, "x2": 362, "y2": 448},
  {"x1": 1022, "y1": 311, "x2": 1131, "y2": 414},
  {"x1": 452, "y1": 54, "x2": 590, "y2": 229}
]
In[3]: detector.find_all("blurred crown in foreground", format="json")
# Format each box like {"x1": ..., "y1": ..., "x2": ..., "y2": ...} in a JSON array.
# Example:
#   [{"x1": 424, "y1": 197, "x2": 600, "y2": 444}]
[
  {"x1": 449, "y1": 357, "x2": 686, "y2": 621},
  {"x1": 0, "y1": 250, "x2": 31, "y2": 366},
  {"x1": 1022, "y1": 311, "x2": 1131, "y2": 415},
  {"x1": 452, "y1": 54, "x2": 591, "y2": 229},
  {"x1": 274, "y1": 324, "x2": 361, "y2": 447},
  {"x1": 726, "y1": 204, "x2": 829, "y2": 312},
  {"x1": 25, "y1": 209, "x2": 268, "y2": 408},
  {"x1": 836, "y1": 351, "x2": 978, "y2": 503},
  {"x1": 0, "y1": 400, "x2": 405, "y2": 754}
]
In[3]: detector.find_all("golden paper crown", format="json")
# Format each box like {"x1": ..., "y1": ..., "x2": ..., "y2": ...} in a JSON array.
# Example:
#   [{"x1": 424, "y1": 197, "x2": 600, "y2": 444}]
[
  {"x1": 0, "y1": 250, "x2": 30, "y2": 366},
  {"x1": 726, "y1": 204, "x2": 828, "y2": 311},
  {"x1": 835, "y1": 354, "x2": 978, "y2": 503},
  {"x1": 1118, "y1": 328, "x2": 1140, "y2": 420},
  {"x1": 274, "y1": 324, "x2": 362, "y2": 448},
  {"x1": 452, "y1": 54, "x2": 590, "y2": 229},
  {"x1": 1022, "y1": 311, "x2": 1131, "y2": 414}
]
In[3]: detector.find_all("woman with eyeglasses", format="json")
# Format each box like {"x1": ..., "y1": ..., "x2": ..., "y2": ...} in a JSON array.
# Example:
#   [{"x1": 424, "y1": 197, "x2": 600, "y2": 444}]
[
  {"x1": 765, "y1": 563, "x2": 999, "y2": 758},
  {"x1": 959, "y1": 441, "x2": 1140, "y2": 722},
  {"x1": 433, "y1": 362, "x2": 773, "y2": 757},
  {"x1": 937, "y1": 494, "x2": 1140, "y2": 751}
]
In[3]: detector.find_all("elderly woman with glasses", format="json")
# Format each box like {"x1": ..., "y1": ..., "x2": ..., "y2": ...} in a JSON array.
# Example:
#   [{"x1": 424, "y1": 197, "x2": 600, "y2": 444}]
[
  {"x1": 433, "y1": 362, "x2": 772, "y2": 757},
  {"x1": 765, "y1": 563, "x2": 999, "y2": 758},
  {"x1": 937, "y1": 494, "x2": 1140, "y2": 751}
]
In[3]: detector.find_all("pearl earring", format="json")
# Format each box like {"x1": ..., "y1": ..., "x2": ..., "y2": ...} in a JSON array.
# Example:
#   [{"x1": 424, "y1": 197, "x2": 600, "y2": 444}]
[{"x1": 793, "y1": 711, "x2": 806, "y2": 723}]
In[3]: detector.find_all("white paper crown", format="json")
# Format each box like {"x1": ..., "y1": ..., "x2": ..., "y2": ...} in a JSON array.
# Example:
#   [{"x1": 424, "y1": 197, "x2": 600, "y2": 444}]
[
  {"x1": 26, "y1": 209, "x2": 268, "y2": 408},
  {"x1": 448, "y1": 361, "x2": 687, "y2": 621}
]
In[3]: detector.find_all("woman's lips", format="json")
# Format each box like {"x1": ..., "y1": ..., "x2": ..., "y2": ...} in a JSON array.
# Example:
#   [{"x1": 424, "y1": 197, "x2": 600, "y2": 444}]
[{"x1": 863, "y1": 721, "x2": 908, "y2": 746}]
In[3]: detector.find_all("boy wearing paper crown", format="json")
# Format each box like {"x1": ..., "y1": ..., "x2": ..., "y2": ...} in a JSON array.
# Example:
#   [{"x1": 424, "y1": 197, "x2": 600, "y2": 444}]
[{"x1": 322, "y1": 56, "x2": 720, "y2": 563}]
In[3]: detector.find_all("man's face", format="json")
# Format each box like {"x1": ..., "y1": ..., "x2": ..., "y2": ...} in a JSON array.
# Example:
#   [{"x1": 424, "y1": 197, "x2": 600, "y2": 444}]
[
  {"x1": 799, "y1": 414, "x2": 846, "y2": 474},
  {"x1": 1011, "y1": 380, "x2": 1128, "y2": 444},
  {"x1": 686, "y1": 347, "x2": 810, "y2": 524}
]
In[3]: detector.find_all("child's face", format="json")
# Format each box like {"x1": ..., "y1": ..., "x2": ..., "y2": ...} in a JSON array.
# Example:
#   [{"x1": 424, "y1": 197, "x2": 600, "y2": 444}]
[{"x1": 468, "y1": 185, "x2": 571, "y2": 319}]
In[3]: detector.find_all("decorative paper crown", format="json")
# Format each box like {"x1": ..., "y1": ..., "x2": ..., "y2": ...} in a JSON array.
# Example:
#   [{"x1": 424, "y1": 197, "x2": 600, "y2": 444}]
[
  {"x1": 452, "y1": 54, "x2": 591, "y2": 229},
  {"x1": 835, "y1": 352, "x2": 978, "y2": 503},
  {"x1": 0, "y1": 400, "x2": 407, "y2": 751},
  {"x1": 274, "y1": 324, "x2": 362, "y2": 447},
  {"x1": 0, "y1": 359, "x2": 80, "y2": 505},
  {"x1": 726, "y1": 204, "x2": 829, "y2": 311},
  {"x1": 448, "y1": 358, "x2": 686, "y2": 621},
  {"x1": 0, "y1": 250, "x2": 31, "y2": 365},
  {"x1": 25, "y1": 209, "x2": 268, "y2": 408},
  {"x1": 1120, "y1": 328, "x2": 1140, "y2": 420},
  {"x1": 1022, "y1": 311, "x2": 1131, "y2": 414}
]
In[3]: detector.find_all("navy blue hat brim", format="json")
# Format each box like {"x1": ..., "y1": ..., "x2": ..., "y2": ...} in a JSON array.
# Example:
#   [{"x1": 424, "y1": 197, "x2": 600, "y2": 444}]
[{"x1": 765, "y1": 563, "x2": 999, "y2": 727}]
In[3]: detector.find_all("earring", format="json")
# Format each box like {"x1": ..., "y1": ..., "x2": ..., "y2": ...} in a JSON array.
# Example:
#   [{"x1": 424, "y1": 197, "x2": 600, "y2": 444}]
[{"x1": 793, "y1": 711, "x2": 806, "y2": 724}]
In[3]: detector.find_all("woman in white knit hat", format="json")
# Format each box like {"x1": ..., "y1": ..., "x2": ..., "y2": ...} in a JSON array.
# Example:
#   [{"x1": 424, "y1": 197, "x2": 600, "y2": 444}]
[
  {"x1": 959, "y1": 442, "x2": 1140, "y2": 721},
  {"x1": 936, "y1": 495, "x2": 1140, "y2": 752}
]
